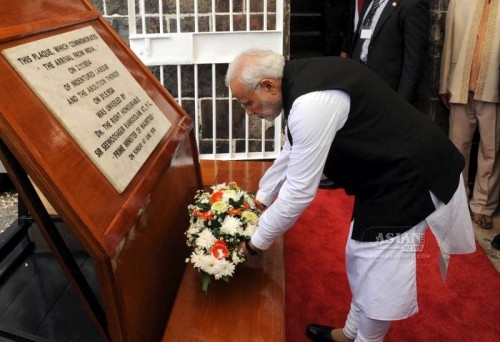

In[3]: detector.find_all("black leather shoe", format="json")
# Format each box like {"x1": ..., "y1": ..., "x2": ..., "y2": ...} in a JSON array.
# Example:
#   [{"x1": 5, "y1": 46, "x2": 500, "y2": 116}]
[
  {"x1": 306, "y1": 324, "x2": 336, "y2": 341},
  {"x1": 492, "y1": 233, "x2": 500, "y2": 250},
  {"x1": 319, "y1": 179, "x2": 340, "y2": 190}
]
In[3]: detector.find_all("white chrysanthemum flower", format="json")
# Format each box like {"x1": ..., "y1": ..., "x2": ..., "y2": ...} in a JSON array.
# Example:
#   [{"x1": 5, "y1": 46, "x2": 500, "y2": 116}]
[
  {"x1": 189, "y1": 250, "x2": 205, "y2": 266},
  {"x1": 242, "y1": 223, "x2": 257, "y2": 237},
  {"x1": 222, "y1": 190, "x2": 241, "y2": 204},
  {"x1": 195, "y1": 220, "x2": 205, "y2": 229},
  {"x1": 199, "y1": 257, "x2": 234, "y2": 279},
  {"x1": 187, "y1": 221, "x2": 203, "y2": 236},
  {"x1": 231, "y1": 250, "x2": 243, "y2": 264},
  {"x1": 197, "y1": 254, "x2": 220, "y2": 275},
  {"x1": 196, "y1": 192, "x2": 210, "y2": 204},
  {"x1": 211, "y1": 183, "x2": 227, "y2": 191},
  {"x1": 214, "y1": 259, "x2": 236, "y2": 279},
  {"x1": 195, "y1": 229, "x2": 216, "y2": 249},
  {"x1": 220, "y1": 215, "x2": 242, "y2": 235}
]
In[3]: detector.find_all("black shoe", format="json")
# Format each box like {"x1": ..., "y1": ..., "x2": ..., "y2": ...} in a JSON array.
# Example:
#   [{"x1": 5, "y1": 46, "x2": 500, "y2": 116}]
[
  {"x1": 306, "y1": 324, "x2": 335, "y2": 341},
  {"x1": 492, "y1": 233, "x2": 500, "y2": 250},
  {"x1": 319, "y1": 179, "x2": 340, "y2": 190}
]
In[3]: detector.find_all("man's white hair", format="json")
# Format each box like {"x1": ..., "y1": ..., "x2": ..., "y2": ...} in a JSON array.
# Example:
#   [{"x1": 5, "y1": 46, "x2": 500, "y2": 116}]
[{"x1": 225, "y1": 48, "x2": 285, "y2": 90}]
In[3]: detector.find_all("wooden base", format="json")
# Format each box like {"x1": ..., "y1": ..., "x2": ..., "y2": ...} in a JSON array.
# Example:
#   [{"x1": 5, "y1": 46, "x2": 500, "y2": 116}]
[
  {"x1": 163, "y1": 160, "x2": 285, "y2": 341},
  {"x1": 199, "y1": 160, "x2": 273, "y2": 192}
]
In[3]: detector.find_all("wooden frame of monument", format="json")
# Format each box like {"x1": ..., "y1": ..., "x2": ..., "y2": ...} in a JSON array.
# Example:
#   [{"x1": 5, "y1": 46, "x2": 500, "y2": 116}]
[{"x1": 0, "y1": 1, "x2": 202, "y2": 341}]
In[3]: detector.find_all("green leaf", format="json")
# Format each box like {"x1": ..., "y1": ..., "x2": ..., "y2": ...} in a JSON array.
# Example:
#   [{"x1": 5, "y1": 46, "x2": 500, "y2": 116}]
[
  {"x1": 198, "y1": 202, "x2": 211, "y2": 211},
  {"x1": 229, "y1": 196, "x2": 244, "y2": 208},
  {"x1": 201, "y1": 272, "x2": 211, "y2": 294}
]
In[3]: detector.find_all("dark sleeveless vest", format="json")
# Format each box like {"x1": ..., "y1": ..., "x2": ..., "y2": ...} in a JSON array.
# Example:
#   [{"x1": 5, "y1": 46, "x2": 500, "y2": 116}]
[{"x1": 282, "y1": 57, "x2": 464, "y2": 241}]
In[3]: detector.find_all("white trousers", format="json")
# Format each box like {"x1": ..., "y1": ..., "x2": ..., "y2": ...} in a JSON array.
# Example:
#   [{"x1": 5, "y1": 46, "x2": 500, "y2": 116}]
[
  {"x1": 343, "y1": 301, "x2": 392, "y2": 342},
  {"x1": 343, "y1": 178, "x2": 475, "y2": 341}
]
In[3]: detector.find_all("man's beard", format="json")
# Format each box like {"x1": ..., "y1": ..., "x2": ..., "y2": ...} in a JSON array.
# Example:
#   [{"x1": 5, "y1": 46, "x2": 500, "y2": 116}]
[{"x1": 260, "y1": 99, "x2": 283, "y2": 122}]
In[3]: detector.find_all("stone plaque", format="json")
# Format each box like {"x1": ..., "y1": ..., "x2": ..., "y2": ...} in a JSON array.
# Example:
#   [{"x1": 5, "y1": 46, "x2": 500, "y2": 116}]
[{"x1": 2, "y1": 26, "x2": 172, "y2": 193}]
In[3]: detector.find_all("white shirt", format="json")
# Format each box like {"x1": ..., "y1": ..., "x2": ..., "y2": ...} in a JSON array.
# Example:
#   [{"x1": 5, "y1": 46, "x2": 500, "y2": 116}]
[
  {"x1": 359, "y1": 0, "x2": 389, "y2": 63},
  {"x1": 252, "y1": 90, "x2": 350, "y2": 250},
  {"x1": 354, "y1": 0, "x2": 361, "y2": 30}
]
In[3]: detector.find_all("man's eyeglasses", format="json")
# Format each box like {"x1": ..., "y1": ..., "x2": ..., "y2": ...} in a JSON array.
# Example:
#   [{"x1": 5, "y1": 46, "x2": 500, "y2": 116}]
[
  {"x1": 238, "y1": 82, "x2": 261, "y2": 109},
  {"x1": 240, "y1": 99, "x2": 253, "y2": 109}
]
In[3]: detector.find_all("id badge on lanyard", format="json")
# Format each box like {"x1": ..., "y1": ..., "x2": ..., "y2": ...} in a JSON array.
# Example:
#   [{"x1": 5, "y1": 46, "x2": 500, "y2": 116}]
[{"x1": 360, "y1": 29, "x2": 374, "y2": 39}]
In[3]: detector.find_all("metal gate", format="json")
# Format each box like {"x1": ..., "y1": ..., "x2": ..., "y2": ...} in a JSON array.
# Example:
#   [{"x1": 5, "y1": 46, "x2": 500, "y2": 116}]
[{"x1": 127, "y1": 0, "x2": 284, "y2": 160}]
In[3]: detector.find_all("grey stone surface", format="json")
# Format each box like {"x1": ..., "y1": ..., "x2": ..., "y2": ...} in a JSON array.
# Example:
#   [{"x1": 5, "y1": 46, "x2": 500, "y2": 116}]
[
  {"x1": 0, "y1": 192, "x2": 17, "y2": 234},
  {"x1": 425, "y1": 0, "x2": 450, "y2": 131}
]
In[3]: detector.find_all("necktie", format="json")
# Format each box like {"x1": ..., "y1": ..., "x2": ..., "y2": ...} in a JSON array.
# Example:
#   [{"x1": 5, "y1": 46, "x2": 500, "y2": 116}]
[
  {"x1": 357, "y1": 0, "x2": 364, "y2": 16},
  {"x1": 362, "y1": 0, "x2": 380, "y2": 29},
  {"x1": 352, "y1": 0, "x2": 381, "y2": 61}
]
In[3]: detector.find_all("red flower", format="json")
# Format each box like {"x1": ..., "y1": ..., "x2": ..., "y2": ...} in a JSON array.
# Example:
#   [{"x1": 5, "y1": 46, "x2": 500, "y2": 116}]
[
  {"x1": 211, "y1": 240, "x2": 229, "y2": 259},
  {"x1": 194, "y1": 209, "x2": 213, "y2": 221},
  {"x1": 211, "y1": 191, "x2": 223, "y2": 203},
  {"x1": 227, "y1": 208, "x2": 242, "y2": 216}
]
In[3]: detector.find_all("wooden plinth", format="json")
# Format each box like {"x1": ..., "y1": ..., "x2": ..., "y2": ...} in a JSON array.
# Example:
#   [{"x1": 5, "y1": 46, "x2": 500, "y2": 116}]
[
  {"x1": 162, "y1": 160, "x2": 285, "y2": 342},
  {"x1": 163, "y1": 239, "x2": 285, "y2": 341}
]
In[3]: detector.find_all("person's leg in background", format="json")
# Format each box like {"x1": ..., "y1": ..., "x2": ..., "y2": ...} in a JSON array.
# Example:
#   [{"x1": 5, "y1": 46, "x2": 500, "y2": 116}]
[
  {"x1": 448, "y1": 97, "x2": 477, "y2": 199},
  {"x1": 468, "y1": 100, "x2": 500, "y2": 229}
]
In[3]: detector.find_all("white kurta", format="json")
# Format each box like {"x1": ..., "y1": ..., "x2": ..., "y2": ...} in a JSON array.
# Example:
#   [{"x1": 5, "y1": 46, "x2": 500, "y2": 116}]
[
  {"x1": 346, "y1": 179, "x2": 475, "y2": 320},
  {"x1": 253, "y1": 89, "x2": 476, "y2": 320},
  {"x1": 253, "y1": 90, "x2": 350, "y2": 249}
]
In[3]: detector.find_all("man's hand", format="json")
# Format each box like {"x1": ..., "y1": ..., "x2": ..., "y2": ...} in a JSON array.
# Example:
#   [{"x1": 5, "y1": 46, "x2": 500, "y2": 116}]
[
  {"x1": 439, "y1": 93, "x2": 451, "y2": 110},
  {"x1": 241, "y1": 239, "x2": 261, "y2": 257},
  {"x1": 254, "y1": 199, "x2": 267, "y2": 212}
]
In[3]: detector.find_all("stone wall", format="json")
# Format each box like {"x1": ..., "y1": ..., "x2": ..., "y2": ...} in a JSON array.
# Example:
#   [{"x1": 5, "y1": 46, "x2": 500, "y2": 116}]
[
  {"x1": 90, "y1": 0, "x2": 279, "y2": 155},
  {"x1": 424, "y1": 0, "x2": 450, "y2": 133},
  {"x1": 92, "y1": 0, "x2": 277, "y2": 36}
]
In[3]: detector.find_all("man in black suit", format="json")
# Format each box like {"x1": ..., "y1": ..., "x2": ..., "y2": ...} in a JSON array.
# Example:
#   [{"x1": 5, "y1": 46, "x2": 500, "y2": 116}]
[
  {"x1": 349, "y1": 0, "x2": 429, "y2": 104},
  {"x1": 227, "y1": 49, "x2": 475, "y2": 342},
  {"x1": 319, "y1": 0, "x2": 429, "y2": 190}
]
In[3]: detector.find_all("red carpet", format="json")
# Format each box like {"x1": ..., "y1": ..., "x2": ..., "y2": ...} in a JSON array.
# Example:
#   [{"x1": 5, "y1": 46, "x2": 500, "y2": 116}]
[{"x1": 285, "y1": 189, "x2": 500, "y2": 341}]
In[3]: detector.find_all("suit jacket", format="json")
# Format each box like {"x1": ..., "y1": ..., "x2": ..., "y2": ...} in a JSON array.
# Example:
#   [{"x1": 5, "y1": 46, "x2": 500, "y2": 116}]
[
  {"x1": 342, "y1": 0, "x2": 359, "y2": 54},
  {"x1": 439, "y1": 0, "x2": 500, "y2": 104},
  {"x1": 349, "y1": 0, "x2": 430, "y2": 103},
  {"x1": 322, "y1": 0, "x2": 350, "y2": 56},
  {"x1": 282, "y1": 57, "x2": 464, "y2": 241}
]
